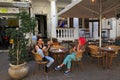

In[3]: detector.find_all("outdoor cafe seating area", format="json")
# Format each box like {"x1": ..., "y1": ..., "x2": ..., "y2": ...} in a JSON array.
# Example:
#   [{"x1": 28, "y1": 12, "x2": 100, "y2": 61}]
[
  {"x1": 1, "y1": 37, "x2": 120, "y2": 80},
  {"x1": 25, "y1": 37, "x2": 120, "y2": 77},
  {"x1": 57, "y1": 37, "x2": 120, "y2": 68},
  {"x1": 30, "y1": 37, "x2": 120, "y2": 75}
]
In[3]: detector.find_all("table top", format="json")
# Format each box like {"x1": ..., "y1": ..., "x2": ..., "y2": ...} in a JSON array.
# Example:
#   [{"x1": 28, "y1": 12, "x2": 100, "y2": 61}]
[
  {"x1": 49, "y1": 48, "x2": 68, "y2": 54},
  {"x1": 100, "y1": 47, "x2": 114, "y2": 51},
  {"x1": 69, "y1": 42, "x2": 77, "y2": 46}
]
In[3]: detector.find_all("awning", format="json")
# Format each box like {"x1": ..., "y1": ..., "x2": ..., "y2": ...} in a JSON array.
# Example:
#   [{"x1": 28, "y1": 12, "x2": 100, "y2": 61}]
[
  {"x1": 58, "y1": 0, "x2": 120, "y2": 47},
  {"x1": 58, "y1": 0, "x2": 120, "y2": 18}
]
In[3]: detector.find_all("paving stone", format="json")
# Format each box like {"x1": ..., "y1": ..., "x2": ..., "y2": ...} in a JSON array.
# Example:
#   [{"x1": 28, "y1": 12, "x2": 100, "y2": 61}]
[{"x1": 0, "y1": 52, "x2": 120, "y2": 80}]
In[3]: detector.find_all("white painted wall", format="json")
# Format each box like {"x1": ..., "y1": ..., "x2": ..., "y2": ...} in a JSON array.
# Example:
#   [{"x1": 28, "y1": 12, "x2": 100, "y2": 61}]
[
  {"x1": 31, "y1": 0, "x2": 51, "y2": 38},
  {"x1": 102, "y1": 18, "x2": 118, "y2": 39},
  {"x1": 110, "y1": 18, "x2": 116, "y2": 39},
  {"x1": 31, "y1": 0, "x2": 120, "y2": 40},
  {"x1": 117, "y1": 18, "x2": 120, "y2": 37},
  {"x1": 32, "y1": 0, "x2": 50, "y2": 14},
  {"x1": 31, "y1": 0, "x2": 70, "y2": 38}
]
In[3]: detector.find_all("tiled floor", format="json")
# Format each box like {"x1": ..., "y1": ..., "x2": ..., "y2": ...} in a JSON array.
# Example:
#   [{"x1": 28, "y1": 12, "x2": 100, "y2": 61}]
[{"x1": 0, "y1": 51, "x2": 120, "y2": 80}]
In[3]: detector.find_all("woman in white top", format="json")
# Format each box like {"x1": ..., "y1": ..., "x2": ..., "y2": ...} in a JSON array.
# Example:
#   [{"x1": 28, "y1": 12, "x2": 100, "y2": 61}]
[{"x1": 35, "y1": 37, "x2": 54, "y2": 73}]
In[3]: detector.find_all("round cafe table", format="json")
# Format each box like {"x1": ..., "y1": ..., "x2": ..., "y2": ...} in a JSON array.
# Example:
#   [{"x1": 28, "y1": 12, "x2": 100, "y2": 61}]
[
  {"x1": 49, "y1": 48, "x2": 68, "y2": 65},
  {"x1": 100, "y1": 47, "x2": 115, "y2": 69}
]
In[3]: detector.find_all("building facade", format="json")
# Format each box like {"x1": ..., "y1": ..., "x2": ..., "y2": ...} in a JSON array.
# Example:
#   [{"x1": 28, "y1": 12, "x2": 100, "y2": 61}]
[{"x1": 0, "y1": 0, "x2": 120, "y2": 48}]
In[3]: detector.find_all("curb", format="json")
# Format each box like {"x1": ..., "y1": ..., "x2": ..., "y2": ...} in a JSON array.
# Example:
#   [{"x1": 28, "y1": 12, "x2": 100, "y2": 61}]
[{"x1": 0, "y1": 50, "x2": 9, "y2": 53}]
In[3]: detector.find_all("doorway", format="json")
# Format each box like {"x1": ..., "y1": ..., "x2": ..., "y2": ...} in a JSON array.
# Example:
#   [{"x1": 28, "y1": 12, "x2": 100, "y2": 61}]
[
  {"x1": 89, "y1": 20, "x2": 99, "y2": 39},
  {"x1": 35, "y1": 15, "x2": 47, "y2": 39}
]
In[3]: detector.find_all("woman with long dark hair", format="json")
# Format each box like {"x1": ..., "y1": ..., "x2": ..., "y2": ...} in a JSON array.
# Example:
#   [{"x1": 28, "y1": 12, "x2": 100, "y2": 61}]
[{"x1": 35, "y1": 37, "x2": 54, "y2": 72}]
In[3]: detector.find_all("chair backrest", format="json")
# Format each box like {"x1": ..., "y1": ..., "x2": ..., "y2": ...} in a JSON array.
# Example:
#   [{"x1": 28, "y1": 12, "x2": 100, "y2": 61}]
[
  {"x1": 76, "y1": 50, "x2": 85, "y2": 59},
  {"x1": 106, "y1": 45, "x2": 120, "y2": 54},
  {"x1": 88, "y1": 45, "x2": 99, "y2": 55},
  {"x1": 51, "y1": 45, "x2": 64, "y2": 49},
  {"x1": 75, "y1": 45, "x2": 86, "y2": 59},
  {"x1": 31, "y1": 50, "x2": 43, "y2": 61}
]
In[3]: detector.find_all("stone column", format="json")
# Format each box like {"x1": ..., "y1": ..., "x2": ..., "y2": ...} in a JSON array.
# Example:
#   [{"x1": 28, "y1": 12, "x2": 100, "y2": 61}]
[
  {"x1": 49, "y1": 0, "x2": 57, "y2": 38},
  {"x1": 67, "y1": 18, "x2": 70, "y2": 28}
]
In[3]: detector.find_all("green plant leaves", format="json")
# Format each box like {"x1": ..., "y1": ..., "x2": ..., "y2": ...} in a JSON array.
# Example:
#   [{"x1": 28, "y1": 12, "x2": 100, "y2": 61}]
[{"x1": 6, "y1": 11, "x2": 36, "y2": 65}]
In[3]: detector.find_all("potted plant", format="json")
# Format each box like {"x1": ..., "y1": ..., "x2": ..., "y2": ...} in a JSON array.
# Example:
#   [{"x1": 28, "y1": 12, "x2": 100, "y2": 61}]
[{"x1": 6, "y1": 11, "x2": 36, "y2": 79}]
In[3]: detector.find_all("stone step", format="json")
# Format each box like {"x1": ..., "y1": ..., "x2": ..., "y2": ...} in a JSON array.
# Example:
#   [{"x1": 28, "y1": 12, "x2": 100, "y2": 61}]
[{"x1": 0, "y1": 50, "x2": 9, "y2": 53}]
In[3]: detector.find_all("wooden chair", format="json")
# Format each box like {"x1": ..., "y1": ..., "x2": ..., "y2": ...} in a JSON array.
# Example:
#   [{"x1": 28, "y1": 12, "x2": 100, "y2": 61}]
[
  {"x1": 105, "y1": 45, "x2": 120, "y2": 68},
  {"x1": 51, "y1": 45, "x2": 64, "y2": 49},
  {"x1": 88, "y1": 45, "x2": 103, "y2": 66},
  {"x1": 31, "y1": 50, "x2": 48, "y2": 74}
]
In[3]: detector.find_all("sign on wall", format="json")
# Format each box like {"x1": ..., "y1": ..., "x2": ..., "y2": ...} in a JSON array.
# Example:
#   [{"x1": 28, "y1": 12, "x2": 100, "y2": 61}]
[
  {"x1": 0, "y1": 7, "x2": 19, "y2": 13},
  {"x1": 0, "y1": 0, "x2": 13, "y2": 2}
]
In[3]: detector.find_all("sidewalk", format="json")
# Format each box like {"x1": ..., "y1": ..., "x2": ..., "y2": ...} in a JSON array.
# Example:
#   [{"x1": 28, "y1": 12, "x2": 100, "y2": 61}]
[{"x1": 0, "y1": 51, "x2": 120, "y2": 80}]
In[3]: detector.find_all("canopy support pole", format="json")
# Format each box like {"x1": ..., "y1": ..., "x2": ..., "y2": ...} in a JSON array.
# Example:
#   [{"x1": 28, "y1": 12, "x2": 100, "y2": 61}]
[{"x1": 99, "y1": 0, "x2": 102, "y2": 47}]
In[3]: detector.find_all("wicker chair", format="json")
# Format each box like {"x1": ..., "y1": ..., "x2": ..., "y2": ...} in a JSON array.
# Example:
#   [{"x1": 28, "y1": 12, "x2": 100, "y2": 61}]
[
  {"x1": 88, "y1": 45, "x2": 103, "y2": 66},
  {"x1": 31, "y1": 50, "x2": 48, "y2": 74},
  {"x1": 71, "y1": 50, "x2": 85, "y2": 71}
]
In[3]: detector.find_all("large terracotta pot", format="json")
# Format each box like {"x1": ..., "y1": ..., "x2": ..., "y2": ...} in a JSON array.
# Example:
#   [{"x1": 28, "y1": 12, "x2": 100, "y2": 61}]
[{"x1": 8, "y1": 62, "x2": 29, "y2": 80}]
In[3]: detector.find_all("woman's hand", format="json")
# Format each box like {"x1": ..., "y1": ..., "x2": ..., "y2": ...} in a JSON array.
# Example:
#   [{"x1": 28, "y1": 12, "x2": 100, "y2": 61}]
[
  {"x1": 35, "y1": 45, "x2": 39, "y2": 51},
  {"x1": 48, "y1": 41, "x2": 53, "y2": 46},
  {"x1": 42, "y1": 46, "x2": 47, "y2": 51},
  {"x1": 77, "y1": 49, "x2": 83, "y2": 53}
]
